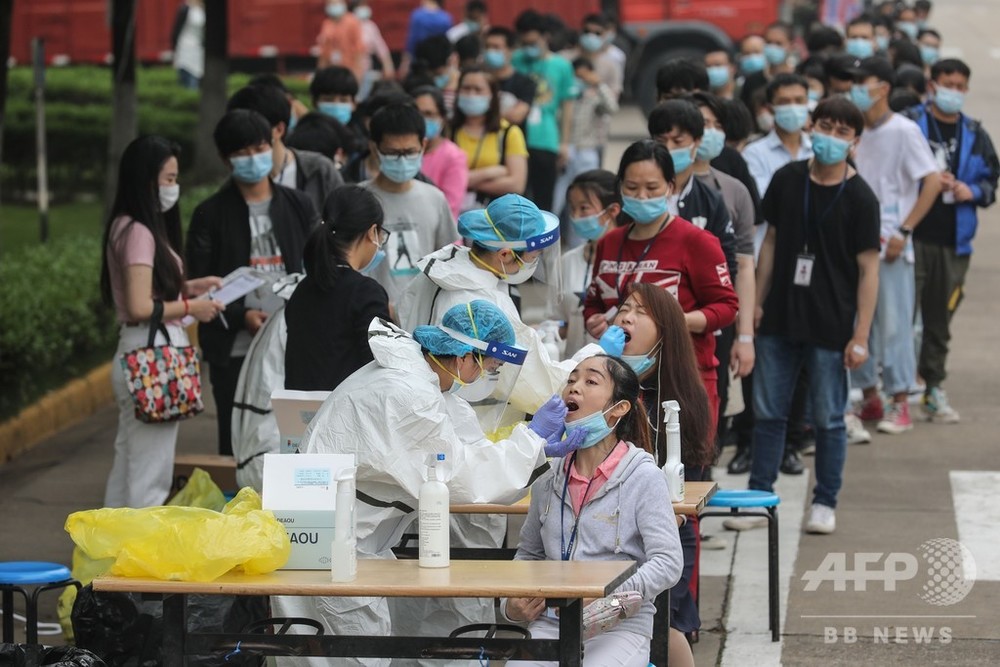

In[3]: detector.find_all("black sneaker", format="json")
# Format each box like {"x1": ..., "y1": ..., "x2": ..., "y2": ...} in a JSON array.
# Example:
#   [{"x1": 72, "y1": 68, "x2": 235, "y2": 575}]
[
  {"x1": 780, "y1": 450, "x2": 805, "y2": 475},
  {"x1": 726, "y1": 448, "x2": 752, "y2": 475}
]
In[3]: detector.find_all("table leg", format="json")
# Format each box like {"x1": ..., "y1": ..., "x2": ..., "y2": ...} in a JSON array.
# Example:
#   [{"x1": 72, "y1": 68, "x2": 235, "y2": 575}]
[
  {"x1": 162, "y1": 593, "x2": 187, "y2": 667},
  {"x1": 2, "y1": 587, "x2": 13, "y2": 643},
  {"x1": 650, "y1": 588, "x2": 671, "y2": 666},
  {"x1": 558, "y1": 598, "x2": 583, "y2": 667}
]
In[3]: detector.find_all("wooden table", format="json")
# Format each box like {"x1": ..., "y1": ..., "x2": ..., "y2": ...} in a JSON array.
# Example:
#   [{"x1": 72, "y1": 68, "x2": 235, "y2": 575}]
[
  {"x1": 93, "y1": 559, "x2": 636, "y2": 667},
  {"x1": 451, "y1": 480, "x2": 718, "y2": 517}
]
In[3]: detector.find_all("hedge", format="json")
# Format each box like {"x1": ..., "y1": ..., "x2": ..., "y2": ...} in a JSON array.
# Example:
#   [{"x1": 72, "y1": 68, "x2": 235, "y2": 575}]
[
  {"x1": 0, "y1": 236, "x2": 117, "y2": 419},
  {"x1": 2, "y1": 66, "x2": 312, "y2": 199}
]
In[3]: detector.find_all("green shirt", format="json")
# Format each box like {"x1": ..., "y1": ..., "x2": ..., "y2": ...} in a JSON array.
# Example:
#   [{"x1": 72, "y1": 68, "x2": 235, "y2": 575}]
[{"x1": 511, "y1": 50, "x2": 578, "y2": 152}]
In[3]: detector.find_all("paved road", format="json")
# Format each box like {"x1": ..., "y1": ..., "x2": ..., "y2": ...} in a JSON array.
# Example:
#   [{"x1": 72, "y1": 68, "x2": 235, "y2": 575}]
[{"x1": 3, "y1": 0, "x2": 998, "y2": 662}]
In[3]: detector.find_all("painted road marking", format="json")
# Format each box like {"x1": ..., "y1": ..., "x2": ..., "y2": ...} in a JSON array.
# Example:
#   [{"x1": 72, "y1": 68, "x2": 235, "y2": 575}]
[{"x1": 950, "y1": 471, "x2": 1000, "y2": 582}]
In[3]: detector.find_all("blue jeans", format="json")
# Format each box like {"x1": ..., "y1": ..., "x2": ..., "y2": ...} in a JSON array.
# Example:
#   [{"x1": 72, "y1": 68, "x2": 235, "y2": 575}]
[
  {"x1": 851, "y1": 258, "x2": 916, "y2": 395},
  {"x1": 750, "y1": 336, "x2": 848, "y2": 508}
]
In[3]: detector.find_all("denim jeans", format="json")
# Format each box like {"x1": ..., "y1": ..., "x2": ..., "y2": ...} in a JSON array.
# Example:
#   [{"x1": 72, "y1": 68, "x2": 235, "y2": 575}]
[
  {"x1": 851, "y1": 258, "x2": 916, "y2": 395},
  {"x1": 750, "y1": 336, "x2": 848, "y2": 508}
]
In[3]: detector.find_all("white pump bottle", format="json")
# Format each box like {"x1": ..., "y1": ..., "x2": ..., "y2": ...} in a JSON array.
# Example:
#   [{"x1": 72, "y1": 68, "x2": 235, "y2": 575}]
[
  {"x1": 419, "y1": 453, "x2": 450, "y2": 568},
  {"x1": 662, "y1": 400, "x2": 685, "y2": 503},
  {"x1": 331, "y1": 467, "x2": 357, "y2": 582}
]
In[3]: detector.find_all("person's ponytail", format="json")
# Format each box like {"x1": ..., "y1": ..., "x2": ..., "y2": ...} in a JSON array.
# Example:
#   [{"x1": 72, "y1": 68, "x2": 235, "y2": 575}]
[{"x1": 306, "y1": 185, "x2": 385, "y2": 291}]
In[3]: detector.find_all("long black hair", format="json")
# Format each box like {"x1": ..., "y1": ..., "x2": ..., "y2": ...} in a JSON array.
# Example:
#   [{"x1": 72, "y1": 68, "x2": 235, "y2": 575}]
[
  {"x1": 303, "y1": 185, "x2": 384, "y2": 290},
  {"x1": 100, "y1": 135, "x2": 184, "y2": 307},
  {"x1": 593, "y1": 354, "x2": 653, "y2": 455}
]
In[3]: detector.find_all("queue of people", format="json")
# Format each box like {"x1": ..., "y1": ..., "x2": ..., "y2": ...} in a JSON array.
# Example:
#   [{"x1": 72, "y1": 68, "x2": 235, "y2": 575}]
[{"x1": 98, "y1": 1, "x2": 996, "y2": 664}]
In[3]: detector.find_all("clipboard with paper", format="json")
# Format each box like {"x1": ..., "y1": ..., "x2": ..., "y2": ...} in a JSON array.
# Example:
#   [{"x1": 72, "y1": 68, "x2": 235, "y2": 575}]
[{"x1": 182, "y1": 267, "x2": 272, "y2": 326}]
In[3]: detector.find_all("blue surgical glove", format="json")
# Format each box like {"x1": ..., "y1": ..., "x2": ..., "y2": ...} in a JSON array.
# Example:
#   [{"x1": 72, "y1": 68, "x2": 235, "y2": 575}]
[
  {"x1": 544, "y1": 427, "x2": 587, "y2": 458},
  {"x1": 528, "y1": 395, "x2": 568, "y2": 444},
  {"x1": 599, "y1": 325, "x2": 626, "y2": 357}
]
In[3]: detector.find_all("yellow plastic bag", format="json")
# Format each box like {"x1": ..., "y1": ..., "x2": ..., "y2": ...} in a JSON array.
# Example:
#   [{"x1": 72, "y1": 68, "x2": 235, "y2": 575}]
[
  {"x1": 167, "y1": 467, "x2": 227, "y2": 511},
  {"x1": 64, "y1": 487, "x2": 290, "y2": 583}
]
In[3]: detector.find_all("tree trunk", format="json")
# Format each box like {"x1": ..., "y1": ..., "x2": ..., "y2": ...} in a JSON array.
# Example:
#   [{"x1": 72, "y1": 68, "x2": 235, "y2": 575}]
[
  {"x1": 105, "y1": 0, "x2": 138, "y2": 217},
  {"x1": 0, "y1": 0, "x2": 15, "y2": 204},
  {"x1": 191, "y1": 0, "x2": 228, "y2": 183}
]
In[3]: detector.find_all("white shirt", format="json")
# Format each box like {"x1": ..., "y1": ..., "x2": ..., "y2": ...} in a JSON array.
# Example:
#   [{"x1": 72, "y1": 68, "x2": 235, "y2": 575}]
[
  {"x1": 173, "y1": 4, "x2": 205, "y2": 77},
  {"x1": 559, "y1": 243, "x2": 598, "y2": 358},
  {"x1": 854, "y1": 113, "x2": 939, "y2": 259}
]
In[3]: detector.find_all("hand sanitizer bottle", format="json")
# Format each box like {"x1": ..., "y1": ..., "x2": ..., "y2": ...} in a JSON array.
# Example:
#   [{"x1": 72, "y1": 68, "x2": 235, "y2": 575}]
[
  {"x1": 662, "y1": 401, "x2": 685, "y2": 503},
  {"x1": 331, "y1": 467, "x2": 357, "y2": 582},
  {"x1": 419, "y1": 454, "x2": 450, "y2": 568}
]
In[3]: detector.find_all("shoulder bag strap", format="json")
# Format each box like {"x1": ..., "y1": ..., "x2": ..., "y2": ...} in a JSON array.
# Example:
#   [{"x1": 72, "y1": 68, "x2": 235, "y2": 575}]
[{"x1": 147, "y1": 299, "x2": 171, "y2": 348}]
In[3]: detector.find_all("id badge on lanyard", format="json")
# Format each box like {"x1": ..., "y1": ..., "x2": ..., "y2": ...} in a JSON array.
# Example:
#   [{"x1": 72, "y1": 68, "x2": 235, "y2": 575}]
[
  {"x1": 798, "y1": 167, "x2": 847, "y2": 288},
  {"x1": 794, "y1": 254, "x2": 815, "y2": 287}
]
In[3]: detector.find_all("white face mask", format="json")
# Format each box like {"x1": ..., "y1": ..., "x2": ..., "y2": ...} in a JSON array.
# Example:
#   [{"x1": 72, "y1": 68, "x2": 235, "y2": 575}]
[
  {"x1": 159, "y1": 184, "x2": 180, "y2": 212},
  {"x1": 501, "y1": 256, "x2": 540, "y2": 284}
]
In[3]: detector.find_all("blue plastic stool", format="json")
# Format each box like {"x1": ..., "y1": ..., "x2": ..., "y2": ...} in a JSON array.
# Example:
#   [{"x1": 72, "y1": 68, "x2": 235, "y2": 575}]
[
  {"x1": 700, "y1": 490, "x2": 781, "y2": 641},
  {"x1": 0, "y1": 561, "x2": 80, "y2": 644}
]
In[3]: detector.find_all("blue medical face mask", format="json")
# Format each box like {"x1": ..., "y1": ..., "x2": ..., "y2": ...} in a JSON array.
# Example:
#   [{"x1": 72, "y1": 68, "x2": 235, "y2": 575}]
[
  {"x1": 570, "y1": 208, "x2": 609, "y2": 241},
  {"x1": 876, "y1": 35, "x2": 890, "y2": 52},
  {"x1": 621, "y1": 194, "x2": 669, "y2": 224},
  {"x1": 897, "y1": 21, "x2": 918, "y2": 40},
  {"x1": 522, "y1": 45, "x2": 542, "y2": 61},
  {"x1": 378, "y1": 152, "x2": 423, "y2": 184},
  {"x1": 669, "y1": 145, "x2": 695, "y2": 174},
  {"x1": 707, "y1": 65, "x2": 731, "y2": 89},
  {"x1": 484, "y1": 49, "x2": 506, "y2": 69},
  {"x1": 434, "y1": 72, "x2": 451, "y2": 89},
  {"x1": 811, "y1": 131, "x2": 852, "y2": 165},
  {"x1": 360, "y1": 230, "x2": 386, "y2": 275},
  {"x1": 846, "y1": 37, "x2": 874, "y2": 59},
  {"x1": 326, "y1": 3, "x2": 346, "y2": 18},
  {"x1": 763, "y1": 44, "x2": 787, "y2": 66},
  {"x1": 318, "y1": 101, "x2": 353, "y2": 125},
  {"x1": 354, "y1": 5, "x2": 372, "y2": 20},
  {"x1": 696, "y1": 128, "x2": 726, "y2": 161},
  {"x1": 564, "y1": 401, "x2": 625, "y2": 450},
  {"x1": 932, "y1": 87, "x2": 965, "y2": 115},
  {"x1": 457, "y1": 94, "x2": 491, "y2": 117},
  {"x1": 579, "y1": 33, "x2": 604, "y2": 53},
  {"x1": 921, "y1": 45, "x2": 940, "y2": 66},
  {"x1": 740, "y1": 53, "x2": 767, "y2": 75},
  {"x1": 849, "y1": 84, "x2": 878, "y2": 112},
  {"x1": 231, "y1": 150, "x2": 273, "y2": 184},
  {"x1": 773, "y1": 104, "x2": 809, "y2": 133},
  {"x1": 424, "y1": 117, "x2": 442, "y2": 140},
  {"x1": 622, "y1": 344, "x2": 659, "y2": 377}
]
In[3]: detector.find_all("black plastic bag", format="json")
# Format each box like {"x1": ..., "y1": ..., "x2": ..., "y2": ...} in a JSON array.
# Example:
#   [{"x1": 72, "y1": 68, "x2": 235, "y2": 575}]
[{"x1": 0, "y1": 644, "x2": 107, "y2": 667}]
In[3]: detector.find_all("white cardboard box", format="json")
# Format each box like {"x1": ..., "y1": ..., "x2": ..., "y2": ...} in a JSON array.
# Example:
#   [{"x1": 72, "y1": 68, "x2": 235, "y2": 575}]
[{"x1": 262, "y1": 453, "x2": 355, "y2": 570}]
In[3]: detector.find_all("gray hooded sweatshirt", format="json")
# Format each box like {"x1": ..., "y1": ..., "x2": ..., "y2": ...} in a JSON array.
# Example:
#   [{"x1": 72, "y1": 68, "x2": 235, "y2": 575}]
[{"x1": 507, "y1": 442, "x2": 684, "y2": 638}]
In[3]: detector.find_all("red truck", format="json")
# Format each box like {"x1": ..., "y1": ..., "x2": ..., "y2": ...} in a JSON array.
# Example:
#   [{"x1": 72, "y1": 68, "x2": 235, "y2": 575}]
[{"x1": 10, "y1": 0, "x2": 784, "y2": 109}]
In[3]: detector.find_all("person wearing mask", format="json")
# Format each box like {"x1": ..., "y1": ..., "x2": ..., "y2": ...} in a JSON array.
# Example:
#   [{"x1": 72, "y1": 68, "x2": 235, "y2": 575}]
[
  {"x1": 915, "y1": 0, "x2": 934, "y2": 27},
  {"x1": 170, "y1": 0, "x2": 204, "y2": 90},
  {"x1": 272, "y1": 300, "x2": 566, "y2": 667},
  {"x1": 446, "y1": 0, "x2": 488, "y2": 43},
  {"x1": 575, "y1": 13, "x2": 624, "y2": 100},
  {"x1": 413, "y1": 85, "x2": 470, "y2": 219},
  {"x1": 704, "y1": 48, "x2": 737, "y2": 100},
  {"x1": 402, "y1": 0, "x2": 453, "y2": 76},
  {"x1": 249, "y1": 74, "x2": 311, "y2": 134},
  {"x1": 502, "y1": 353, "x2": 684, "y2": 667},
  {"x1": 849, "y1": 57, "x2": 942, "y2": 435},
  {"x1": 603, "y1": 283, "x2": 713, "y2": 667},
  {"x1": 483, "y1": 27, "x2": 537, "y2": 126},
  {"x1": 561, "y1": 170, "x2": 622, "y2": 357},
  {"x1": 903, "y1": 59, "x2": 998, "y2": 424},
  {"x1": 309, "y1": 65, "x2": 365, "y2": 150},
  {"x1": 737, "y1": 34, "x2": 769, "y2": 116},
  {"x1": 826, "y1": 54, "x2": 861, "y2": 97},
  {"x1": 284, "y1": 186, "x2": 391, "y2": 391},
  {"x1": 513, "y1": 9, "x2": 578, "y2": 213},
  {"x1": 452, "y1": 66, "x2": 530, "y2": 205},
  {"x1": 845, "y1": 15, "x2": 878, "y2": 59},
  {"x1": 805, "y1": 25, "x2": 844, "y2": 59},
  {"x1": 284, "y1": 112, "x2": 353, "y2": 170},
  {"x1": 874, "y1": 16, "x2": 894, "y2": 54},
  {"x1": 749, "y1": 97, "x2": 881, "y2": 534},
  {"x1": 361, "y1": 102, "x2": 458, "y2": 306},
  {"x1": 917, "y1": 29, "x2": 942, "y2": 68},
  {"x1": 352, "y1": 0, "x2": 396, "y2": 100},
  {"x1": 895, "y1": 5, "x2": 920, "y2": 41},
  {"x1": 227, "y1": 84, "x2": 344, "y2": 216},
  {"x1": 186, "y1": 109, "x2": 320, "y2": 456},
  {"x1": 796, "y1": 57, "x2": 829, "y2": 111},
  {"x1": 316, "y1": 0, "x2": 366, "y2": 81},
  {"x1": 763, "y1": 21, "x2": 794, "y2": 74},
  {"x1": 583, "y1": 140, "x2": 739, "y2": 425},
  {"x1": 100, "y1": 136, "x2": 224, "y2": 508}
]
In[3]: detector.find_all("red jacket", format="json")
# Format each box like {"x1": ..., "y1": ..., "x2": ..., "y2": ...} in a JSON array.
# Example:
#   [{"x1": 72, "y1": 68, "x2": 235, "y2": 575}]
[{"x1": 583, "y1": 218, "x2": 739, "y2": 372}]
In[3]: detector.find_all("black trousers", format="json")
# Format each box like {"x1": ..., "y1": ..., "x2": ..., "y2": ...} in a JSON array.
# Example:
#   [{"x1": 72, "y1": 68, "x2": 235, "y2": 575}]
[
  {"x1": 527, "y1": 149, "x2": 559, "y2": 213},
  {"x1": 714, "y1": 325, "x2": 735, "y2": 455},
  {"x1": 208, "y1": 356, "x2": 245, "y2": 457}
]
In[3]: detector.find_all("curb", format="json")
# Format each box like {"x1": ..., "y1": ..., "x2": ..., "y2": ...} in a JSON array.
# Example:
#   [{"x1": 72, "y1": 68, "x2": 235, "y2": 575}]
[{"x1": 0, "y1": 363, "x2": 114, "y2": 464}]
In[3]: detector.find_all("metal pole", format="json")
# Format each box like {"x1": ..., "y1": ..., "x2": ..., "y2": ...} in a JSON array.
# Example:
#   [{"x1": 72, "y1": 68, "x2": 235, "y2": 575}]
[{"x1": 33, "y1": 37, "x2": 50, "y2": 244}]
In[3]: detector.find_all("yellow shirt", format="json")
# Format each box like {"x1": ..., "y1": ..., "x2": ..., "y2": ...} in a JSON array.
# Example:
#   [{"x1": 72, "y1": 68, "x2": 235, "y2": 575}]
[{"x1": 454, "y1": 121, "x2": 528, "y2": 170}]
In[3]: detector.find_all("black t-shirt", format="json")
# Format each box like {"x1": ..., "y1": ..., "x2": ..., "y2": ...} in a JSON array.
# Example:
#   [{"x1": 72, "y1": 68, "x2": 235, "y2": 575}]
[
  {"x1": 284, "y1": 270, "x2": 391, "y2": 391},
  {"x1": 499, "y1": 72, "x2": 537, "y2": 123},
  {"x1": 711, "y1": 145, "x2": 763, "y2": 225},
  {"x1": 759, "y1": 160, "x2": 881, "y2": 350},
  {"x1": 914, "y1": 118, "x2": 959, "y2": 247}
]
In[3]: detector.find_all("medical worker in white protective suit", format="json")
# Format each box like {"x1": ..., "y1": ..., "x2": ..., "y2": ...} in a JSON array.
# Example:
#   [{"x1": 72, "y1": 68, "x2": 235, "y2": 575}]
[{"x1": 271, "y1": 300, "x2": 586, "y2": 667}]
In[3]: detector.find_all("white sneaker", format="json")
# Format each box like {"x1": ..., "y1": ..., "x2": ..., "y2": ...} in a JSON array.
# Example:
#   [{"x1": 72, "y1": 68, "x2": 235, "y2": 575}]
[
  {"x1": 845, "y1": 413, "x2": 872, "y2": 445},
  {"x1": 722, "y1": 516, "x2": 768, "y2": 531},
  {"x1": 923, "y1": 387, "x2": 960, "y2": 424},
  {"x1": 805, "y1": 504, "x2": 836, "y2": 534}
]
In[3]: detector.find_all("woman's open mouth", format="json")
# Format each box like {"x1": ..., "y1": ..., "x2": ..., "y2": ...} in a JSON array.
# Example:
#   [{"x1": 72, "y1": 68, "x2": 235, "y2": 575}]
[{"x1": 565, "y1": 400, "x2": 580, "y2": 414}]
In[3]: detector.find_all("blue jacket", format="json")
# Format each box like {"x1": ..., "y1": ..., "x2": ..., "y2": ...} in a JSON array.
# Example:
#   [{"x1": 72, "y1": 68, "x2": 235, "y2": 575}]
[{"x1": 905, "y1": 104, "x2": 999, "y2": 255}]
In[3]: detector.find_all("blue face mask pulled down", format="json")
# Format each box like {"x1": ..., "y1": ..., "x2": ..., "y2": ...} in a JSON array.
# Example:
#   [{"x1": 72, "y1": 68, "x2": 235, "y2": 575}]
[
  {"x1": 740, "y1": 53, "x2": 767, "y2": 75},
  {"x1": 670, "y1": 146, "x2": 695, "y2": 173},
  {"x1": 564, "y1": 402, "x2": 623, "y2": 450},
  {"x1": 811, "y1": 132, "x2": 852, "y2": 166},
  {"x1": 231, "y1": 150, "x2": 273, "y2": 184},
  {"x1": 933, "y1": 87, "x2": 965, "y2": 115},
  {"x1": 622, "y1": 348, "x2": 658, "y2": 377},
  {"x1": 570, "y1": 209, "x2": 608, "y2": 241},
  {"x1": 622, "y1": 195, "x2": 669, "y2": 224},
  {"x1": 319, "y1": 101, "x2": 353, "y2": 125},
  {"x1": 707, "y1": 65, "x2": 731, "y2": 89},
  {"x1": 378, "y1": 152, "x2": 423, "y2": 184},
  {"x1": 696, "y1": 128, "x2": 726, "y2": 161},
  {"x1": 457, "y1": 94, "x2": 491, "y2": 117}
]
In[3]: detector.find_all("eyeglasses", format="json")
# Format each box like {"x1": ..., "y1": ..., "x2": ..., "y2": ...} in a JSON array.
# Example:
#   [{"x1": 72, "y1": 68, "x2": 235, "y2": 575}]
[
  {"x1": 377, "y1": 149, "x2": 423, "y2": 160},
  {"x1": 377, "y1": 228, "x2": 392, "y2": 245}
]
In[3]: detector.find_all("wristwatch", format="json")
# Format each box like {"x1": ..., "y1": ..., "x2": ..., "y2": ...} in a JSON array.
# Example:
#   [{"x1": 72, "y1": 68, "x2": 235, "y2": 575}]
[{"x1": 898, "y1": 226, "x2": 913, "y2": 237}]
